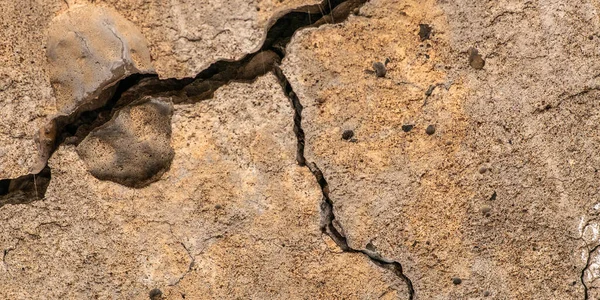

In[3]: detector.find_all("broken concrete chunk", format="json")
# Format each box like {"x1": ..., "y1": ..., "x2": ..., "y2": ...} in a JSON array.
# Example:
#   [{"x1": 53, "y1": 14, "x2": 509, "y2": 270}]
[
  {"x1": 76, "y1": 97, "x2": 174, "y2": 188},
  {"x1": 46, "y1": 4, "x2": 154, "y2": 116}
]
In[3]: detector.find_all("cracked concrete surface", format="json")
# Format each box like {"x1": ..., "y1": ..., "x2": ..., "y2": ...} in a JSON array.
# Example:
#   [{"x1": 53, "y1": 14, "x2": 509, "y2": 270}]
[{"x1": 2, "y1": 0, "x2": 600, "y2": 299}]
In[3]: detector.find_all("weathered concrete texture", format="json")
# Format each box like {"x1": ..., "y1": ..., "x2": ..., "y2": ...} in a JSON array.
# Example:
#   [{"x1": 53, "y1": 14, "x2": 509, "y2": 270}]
[
  {"x1": 0, "y1": 75, "x2": 406, "y2": 299},
  {"x1": 93, "y1": 0, "x2": 322, "y2": 79},
  {"x1": 0, "y1": 1, "x2": 61, "y2": 178},
  {"x1": 0, "y1": 0, "x2": 320, "y2": 179},
  {"x1": 283, "y1": 0, "x2": 597, "y2": 298}
]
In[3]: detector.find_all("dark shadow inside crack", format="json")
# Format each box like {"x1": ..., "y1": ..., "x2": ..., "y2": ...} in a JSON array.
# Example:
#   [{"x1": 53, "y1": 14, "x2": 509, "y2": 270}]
[
  {"x1": 2, "y1": 0, "x2": 364, "y2": 204},
  {"x1": 0, "y1": 166, "x2": 51, "y2": 207}
]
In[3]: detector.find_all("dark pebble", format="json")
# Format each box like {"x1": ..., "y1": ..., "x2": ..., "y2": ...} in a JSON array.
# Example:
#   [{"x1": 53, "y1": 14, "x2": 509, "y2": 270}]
[
  {"x1": 452, "y1": 277, "x2": 462, "y2": 285},
  {"x1": 373, "y1": 62, "x2": 386, "y2": 77},
  {"x1": 419, "y1": 24, "x2": 432, "y2": 41},
  {"x1": 342, "y1": 130, "x2": 354, "y2": 140},
  {"x1": 425, "y1": 85, "x2": 435, "y2": 96},
  {"x1": 215, "y1": 204, "x2": 222, "y2": 209},
  {"x1": 426, "y1": 125, "x2": 436, "y2": 135},
  {"x1": 149, "y1": 288, "x2": 163, "y2": 300},
  {"x1": 402, "y1": 124, "x2": 414, "y2": 132},
  {"x1": 483, "y1": 291, "x2": 490, "y2": 297},
  {"x1": 489, "y1": 191, "x2": 497, "y2": 201},
  {"x1": 468, "y1": 47, "x2": 485, "y2": 70},
  {"x1": 478, "y1": 166, "x2": 487, "y2": 174}
]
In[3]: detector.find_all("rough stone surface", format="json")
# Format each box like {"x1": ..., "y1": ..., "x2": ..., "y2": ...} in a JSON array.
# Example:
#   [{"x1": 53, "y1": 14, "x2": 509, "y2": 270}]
[
  {"x1": 0, "y1": 75, "x2": 406, "y2": 299},
  {"x1": 4, "y1": 0, "x2": 600, "y2": 298},
  {"x1": 77, "y1": 97, "x2": 174, "y2": 187},
  {"x1": 281, "y1": 0, "x2": 600, "y2": 298},
  {"x1": 47, "y1": 4, "x2": 154, "y2": 116},
  {"x1": 93, "y1": 0, "x2": 322, "y2": 79},
  {"x1": 0, "y1": 1, "x2": 61, "y2": 178}
]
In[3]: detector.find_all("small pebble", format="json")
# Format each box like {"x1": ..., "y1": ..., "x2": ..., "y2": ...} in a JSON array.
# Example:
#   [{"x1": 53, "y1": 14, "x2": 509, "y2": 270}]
[
  {"x1": 215, "y1": 204, "x2": 222, "y2": 209},
  {"x1": 149, "y1": 288, "x2": 163, "y2": 300},
  {"x1": 483, "y1": 291, "x2": 491, "y2": 297},
  {"x1": 402, "y1": 124, "x2": 414, "y2": 132},
  {"x1": 479, "y1": 166, "x2": 488, "y2": 174},
  {"x1": 342, "y1": 130, "x2": 354, "y2": 140},
  {"x1": 425, "y1": 125, "x2": 436, "y2": 135},
  {"x1": 489, "y1": 191, "x2": 497, "y2": 201},
  {"x1": 468, "y1": 47, "x2": 485, "y2": 70},
  {"x1": 419, "y1": 24, "x2": 432, "y2": 41},
  {"x1": 425, "y1": 85, "x2": 435, "y2": 96},
  {"x1": 373, "y1": 62, "x2": 386, "y2": 77},
  {"x1": 452, "y1": 277, "x2": 462, "y2": 285}
]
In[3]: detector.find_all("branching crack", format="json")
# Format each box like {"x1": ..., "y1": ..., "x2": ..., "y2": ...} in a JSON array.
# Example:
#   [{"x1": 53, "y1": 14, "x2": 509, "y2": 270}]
[{"x1": 169, "y1": 241, "x2": 196, "y2": 287}]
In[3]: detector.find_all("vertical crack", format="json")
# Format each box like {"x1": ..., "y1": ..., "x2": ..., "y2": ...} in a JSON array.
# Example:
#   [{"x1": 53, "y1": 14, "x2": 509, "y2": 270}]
[
  {"x1": 581, "y1": 244, "x2": 600, "y2": 299},
  {"x1": 274, "y1": 67, "x2": 415, "y2": 299}
]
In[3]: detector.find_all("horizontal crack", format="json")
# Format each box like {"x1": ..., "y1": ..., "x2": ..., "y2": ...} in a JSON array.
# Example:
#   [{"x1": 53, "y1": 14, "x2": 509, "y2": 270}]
[{"x1": 1, "y1": 0, "x2": 351, "y2": 206}]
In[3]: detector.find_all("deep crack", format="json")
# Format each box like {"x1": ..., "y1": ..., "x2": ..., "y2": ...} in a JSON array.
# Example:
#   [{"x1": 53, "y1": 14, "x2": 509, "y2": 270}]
[
  {"x1": 581, "y1": 244, "x2": 600, "y2": 300},
  {"x1": 1, "y1": 0, "x2": 414, "y2": 297},
  {"x1": 273, "y1": 66, "x2": 415, "y2": 299},
  {"x1": 0, "y1": 0, "x2": 351, "y2": 205}
]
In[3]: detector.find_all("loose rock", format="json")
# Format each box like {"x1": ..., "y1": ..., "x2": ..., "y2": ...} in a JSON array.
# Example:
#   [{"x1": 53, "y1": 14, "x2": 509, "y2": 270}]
[
  {"x1": 76, "y1": 97, "x2": 174, "y2": 187},
  {"x1": 149, "y1": 288, "x2": 163, "y2": 300},
  {"x1": 452, "y1": 277, "x2": 462, "y2": 285},
  {"x1": 342, "y1": 130, "x2": 355, "y2": 140},
  {"x1": 402, "y1": 124, "x2": 414, "y2": 132},
  {"x1": 372, "y1": 62, "x2": 387, "y2": 77},
  {"x1": 426, "y1": 125, "x2": 436, "y2": 135}
]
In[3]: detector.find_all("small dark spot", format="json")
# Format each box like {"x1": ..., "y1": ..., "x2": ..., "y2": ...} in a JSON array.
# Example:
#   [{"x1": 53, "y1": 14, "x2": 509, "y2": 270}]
[
  {"x1": 425, "y1": 125, "x2": 436, "y2": 135},
  {"x1": 402, "y1": 124, "x2": 414, "y2": 132},
  {"x1": 372, "y1": 62, "x2": 386, "y2": 77},
  {"x1": 478, "y1": 166, "x2": 487, "y2": 174},
  {"x1": 483, "y1": 291, "x2": 491, "y2": 297},
  {"x1": 425, "y1": 85, "x2": 435, "y2": 96},
  {"x1": 572, "y1": 281, "x2": 577, "y2": 286},
  {"x1": 215, "y1": 204, "x2": 222, "y2": 209},
  {"x1": 149, "y1": 288, "x2": 162, "y2": 300},
  {"x1": 489, "y1": 191, "x2": 497, "y2": 201},
  {"x1": 589, "y1": 35, "x2": 594, "y2": 40},
  {"x1": 342, "y1": 130, "x2": 354, "y2": 140},
  {"x1": 452, "y1": 277, "x2": 462, "y2": 285},
  {"x1": 468, "y1": 47, "x2": 485, "y2": 70},
  {"x1": 419, "y1": 24, "x2": 432, "y2": 41}
]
